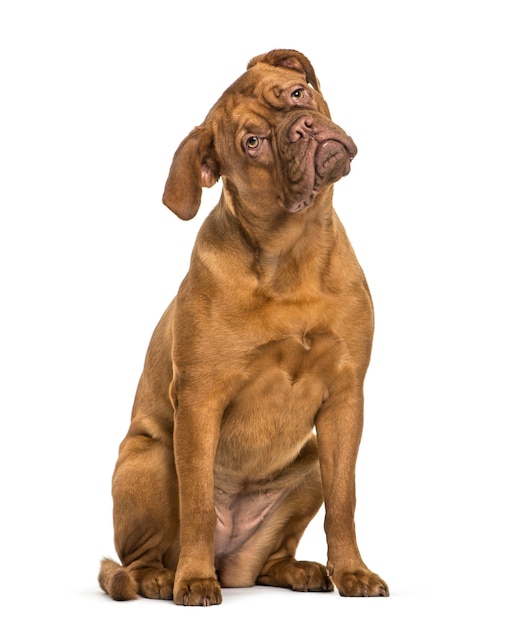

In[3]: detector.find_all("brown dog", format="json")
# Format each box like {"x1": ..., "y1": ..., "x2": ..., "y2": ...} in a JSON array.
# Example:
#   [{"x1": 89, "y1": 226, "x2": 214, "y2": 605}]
[{"x1": 99, "y1": 49, "x2": 388, "y2": 606}]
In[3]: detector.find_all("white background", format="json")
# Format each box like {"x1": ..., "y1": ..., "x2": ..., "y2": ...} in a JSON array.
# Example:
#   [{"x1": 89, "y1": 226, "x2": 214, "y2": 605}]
[{"x1": 1, "y1": 1, "x2": 526, "y2": 624}]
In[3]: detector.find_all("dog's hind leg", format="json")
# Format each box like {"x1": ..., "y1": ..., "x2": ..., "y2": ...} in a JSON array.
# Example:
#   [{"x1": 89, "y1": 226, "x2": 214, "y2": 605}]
[
  {"x1": 99, "y1": 433, "x2": 180, "y2": 600},
  {"x1": 255, "y1": 477, "x2": 333, "y2": 592}
]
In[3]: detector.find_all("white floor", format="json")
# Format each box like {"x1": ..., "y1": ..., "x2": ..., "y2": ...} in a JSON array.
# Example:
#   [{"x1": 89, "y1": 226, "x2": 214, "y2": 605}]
[
  {"x1": 16, "y1": 572, "x2": 525, "y2": 626},
  {"x1": 7, "y1": 496, "x2": 525, "y2": 626}
]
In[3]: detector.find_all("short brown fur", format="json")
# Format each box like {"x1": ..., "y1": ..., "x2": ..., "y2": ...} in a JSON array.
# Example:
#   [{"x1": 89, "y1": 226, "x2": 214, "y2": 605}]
[{"x1": 99, "y1": 49, "x2": 388, "y2": 606}]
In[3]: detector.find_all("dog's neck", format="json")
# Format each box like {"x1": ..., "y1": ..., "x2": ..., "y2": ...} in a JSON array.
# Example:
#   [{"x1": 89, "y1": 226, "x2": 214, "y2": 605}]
[
  {"x1": 211, "y1": 188, "x2": 343, "y2": 297},
  {"x1": 219, "y1": 185, "x2": 336, "y2": 255}
]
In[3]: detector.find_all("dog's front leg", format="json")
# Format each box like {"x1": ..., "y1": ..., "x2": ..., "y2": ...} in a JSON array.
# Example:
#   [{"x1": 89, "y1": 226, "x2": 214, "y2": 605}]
[
  {"x1": 316, "y1": 385, "x2": 389, "y2": 597},
  {"x1": 172, "y1": 395, "x2": 223, "y2": 606}
]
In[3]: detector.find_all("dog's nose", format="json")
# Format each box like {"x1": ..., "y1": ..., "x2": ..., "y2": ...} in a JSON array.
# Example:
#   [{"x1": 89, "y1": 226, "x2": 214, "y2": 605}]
[{"x1": 289, "y1": 116, "x2": 314, "y2": 142}]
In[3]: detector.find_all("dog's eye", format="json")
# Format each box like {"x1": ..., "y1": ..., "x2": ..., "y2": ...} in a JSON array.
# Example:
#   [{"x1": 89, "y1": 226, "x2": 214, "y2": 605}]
[
  {"x1": 291, "y1": 88, "x2": 304, "y2": 100},
  {"x1": 246, "y1": 136, "x2": 260, "y2": 150}
]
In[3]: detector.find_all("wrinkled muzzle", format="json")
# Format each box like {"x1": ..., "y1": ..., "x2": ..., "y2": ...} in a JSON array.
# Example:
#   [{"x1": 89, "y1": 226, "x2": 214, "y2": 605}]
[{"x1": 278, "y1": 113, "x2": 357, "y2": 213}]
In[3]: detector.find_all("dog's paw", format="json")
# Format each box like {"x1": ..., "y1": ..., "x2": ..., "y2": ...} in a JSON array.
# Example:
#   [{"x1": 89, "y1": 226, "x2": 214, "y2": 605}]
[
  {"x1": 333, "y1": 569, "x2": 389, "y2": 597},
  {"x1": 136, "y1": 567, "x2": 175, "y2": 600},
  {"x1": 288, "y1": 560, "x2": 334, "y2": 592},
  {"x1": 258, "y1": 558, "x2": 333, "y2": 592},
  {"x1": 173, "y1": 577, "x2": 222, "y2": 606}
]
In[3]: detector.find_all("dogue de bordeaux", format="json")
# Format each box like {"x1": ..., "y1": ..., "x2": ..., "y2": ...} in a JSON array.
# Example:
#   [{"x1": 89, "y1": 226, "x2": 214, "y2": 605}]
[{"x1": 99, "y1": 49, "x2": 388, "y2": 606}]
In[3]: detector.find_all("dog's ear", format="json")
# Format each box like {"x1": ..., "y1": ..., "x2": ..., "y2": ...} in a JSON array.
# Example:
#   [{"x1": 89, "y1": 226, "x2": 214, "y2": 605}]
[
  {"x1": 248, "y1": 49, "x2": 322, "y2": 93},
  {"x1": 162, "y1": 126, "x2": 220, "y2": 220}
]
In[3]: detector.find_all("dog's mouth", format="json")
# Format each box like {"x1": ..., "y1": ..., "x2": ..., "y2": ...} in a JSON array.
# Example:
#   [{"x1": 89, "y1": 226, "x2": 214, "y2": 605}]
[
  {"x1": 281, "y1": 116, "x2": 357, "y2": 214},
  {"x1": 285, "y1": 137, "x2": 356, "y2": 214},
  {"x1": 315, "y1": 139, "x2": 354, "y2": 184}
]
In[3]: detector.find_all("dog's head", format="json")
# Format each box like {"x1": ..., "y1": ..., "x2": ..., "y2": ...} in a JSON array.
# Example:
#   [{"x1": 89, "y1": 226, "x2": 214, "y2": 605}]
[{"x1": 162, "y1": 50, "x2": 357, "y2": 221}]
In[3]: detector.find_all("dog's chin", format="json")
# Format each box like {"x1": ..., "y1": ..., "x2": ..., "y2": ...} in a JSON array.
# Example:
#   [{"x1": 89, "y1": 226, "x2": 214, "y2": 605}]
[{"x1": 286, "y1": 192, "x2": 316, "y2": 214}]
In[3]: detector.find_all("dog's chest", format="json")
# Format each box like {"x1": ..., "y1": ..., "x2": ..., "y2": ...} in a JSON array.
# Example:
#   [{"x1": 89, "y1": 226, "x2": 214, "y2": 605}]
[
  {"x1": 215, "y1": 331, "x2": 345, "y2": 478},
  {"x1": 250, "y1": 330, "x2": 344, "y2": 387},
  {"x1": 241, "y1": 331, "x2": 344, "y2": 414}
]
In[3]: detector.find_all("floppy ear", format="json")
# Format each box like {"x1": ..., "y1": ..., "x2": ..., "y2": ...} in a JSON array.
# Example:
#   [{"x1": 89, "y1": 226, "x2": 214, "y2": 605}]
[
  {"x1": 162, "y1": 126, "x2": 220, "y2": 220},
  {"x1": 247, "y1": 49, "x2": 322, "y2": 93}
]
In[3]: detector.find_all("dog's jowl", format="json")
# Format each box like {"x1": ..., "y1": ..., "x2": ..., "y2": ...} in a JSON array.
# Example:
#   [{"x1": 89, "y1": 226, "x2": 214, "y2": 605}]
[{"x1": 99, "y1": 49, "x2": 388, "y2": 606}]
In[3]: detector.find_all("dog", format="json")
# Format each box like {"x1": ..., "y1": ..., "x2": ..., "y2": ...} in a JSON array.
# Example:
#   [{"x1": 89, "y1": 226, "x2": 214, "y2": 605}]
[{"x1": 99, "y1": 49, "x2": 388, "y2": 606}]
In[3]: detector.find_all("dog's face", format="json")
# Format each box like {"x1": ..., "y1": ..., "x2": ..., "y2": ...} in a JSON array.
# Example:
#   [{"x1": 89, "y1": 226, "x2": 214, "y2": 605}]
[{"x1": 163, "y1": 50, "x2": 357, "y2": 221}]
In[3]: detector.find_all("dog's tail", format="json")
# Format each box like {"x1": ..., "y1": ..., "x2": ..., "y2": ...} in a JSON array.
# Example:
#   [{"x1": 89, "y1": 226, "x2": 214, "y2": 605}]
[{"x1": 98, "y1": 558, "x2": 138, "y2": 601}]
